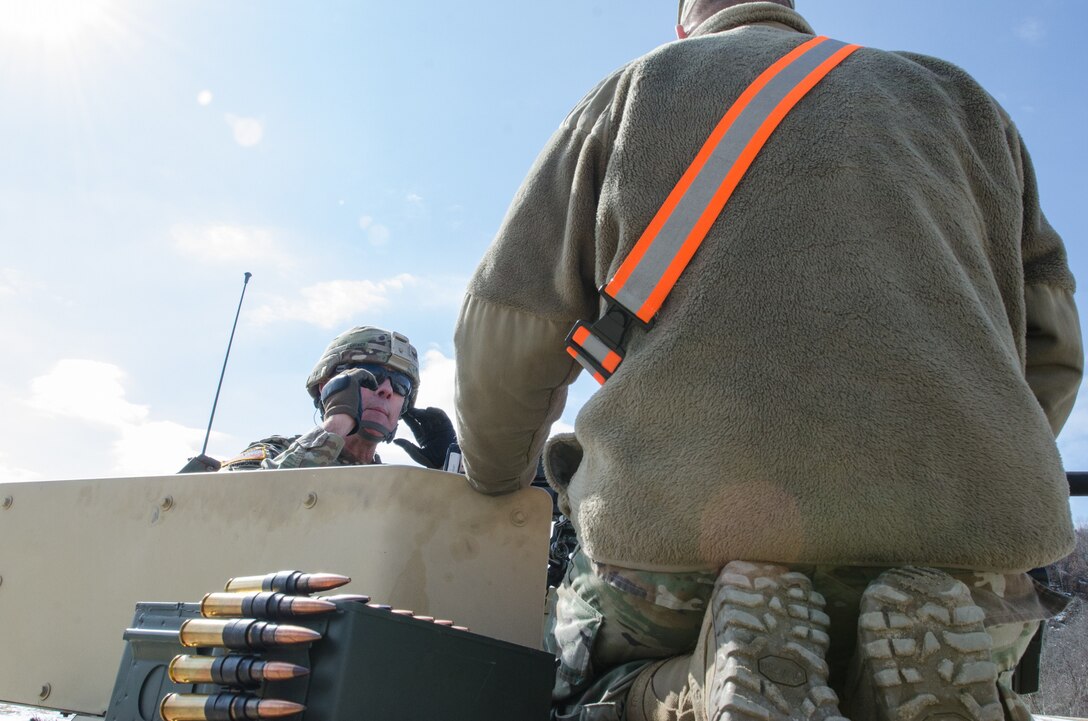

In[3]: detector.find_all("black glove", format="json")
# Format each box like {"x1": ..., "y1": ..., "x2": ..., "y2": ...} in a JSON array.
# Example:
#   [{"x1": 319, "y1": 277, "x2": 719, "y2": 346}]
[
  {"x1": 394, "y1": 406, "x2": 456, "y2": 469},
  {"x1": 318, "y1": 367, "x2": 378, "y2": 434}
]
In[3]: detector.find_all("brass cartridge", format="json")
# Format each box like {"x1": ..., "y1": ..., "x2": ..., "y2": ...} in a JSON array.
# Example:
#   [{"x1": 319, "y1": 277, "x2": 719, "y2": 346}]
[
  {"x1": 168, "y1": 655, "x2": 308, "y2": 686},
  {"x1": 178, "y1": 618, "x2": 320, "y2": 650},
  {"x1": 223, "y1": 570, "x2": 349, "y2": 595}
]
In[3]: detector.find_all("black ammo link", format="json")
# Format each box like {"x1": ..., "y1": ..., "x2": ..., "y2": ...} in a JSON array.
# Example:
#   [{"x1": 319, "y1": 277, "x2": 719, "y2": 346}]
[
  {"x1": 204, "y1": 692, "x2": 260, "y2": 721},
  {"x1": 210, "y1": 656, "x2": 262, "y2": 688},
  {"x1": 263, "y1": 570, "x2": 305, "y2": 594},
  {"x1": 241, "y1": 592, "x2": 292, "y2": 621},
  {"x1": 220, "y1": 619, "x2": 276, "y2": 650}
]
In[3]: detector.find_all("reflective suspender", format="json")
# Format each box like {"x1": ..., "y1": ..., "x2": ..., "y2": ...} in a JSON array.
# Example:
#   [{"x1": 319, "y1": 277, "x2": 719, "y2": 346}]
[{"x1": 566, "y1": 36, "x2": 862, "y2": 384}]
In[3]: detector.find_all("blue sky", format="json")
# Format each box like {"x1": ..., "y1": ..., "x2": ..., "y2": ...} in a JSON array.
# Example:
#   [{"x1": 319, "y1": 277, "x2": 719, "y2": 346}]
[{"x1": 1, "y1": 0, "x2": 1086, "y2": 524}]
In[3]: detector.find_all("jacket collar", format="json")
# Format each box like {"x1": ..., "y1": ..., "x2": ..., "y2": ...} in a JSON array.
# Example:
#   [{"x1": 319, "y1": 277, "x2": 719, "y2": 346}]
[{"x1": 690, "y1": 2, "x2": 815, "y2": 38}]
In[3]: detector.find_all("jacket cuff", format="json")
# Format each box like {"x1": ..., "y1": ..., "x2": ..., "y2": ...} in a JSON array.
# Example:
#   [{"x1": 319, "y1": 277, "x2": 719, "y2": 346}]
[{"x1": 1025, "y1": 283, "x2": 1083, "y2": 434}]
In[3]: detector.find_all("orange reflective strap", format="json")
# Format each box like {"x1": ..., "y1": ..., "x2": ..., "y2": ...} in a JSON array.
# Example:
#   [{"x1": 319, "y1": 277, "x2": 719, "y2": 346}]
[
  {"x1": 566, "y1": 346, "x2": 606, "y2": 384},
  {"x1": 605, "y1": 36, "x2": 861, "y2": 323},
  {"x1": 566, "y1": 35, "x2": 861, "y2": 384},
  {"x1": 567, "y1": 322, "x2": 623, "y2": 383},
  {"x1": 606, "y1": 36, "x2": 826, "y2": 303}
]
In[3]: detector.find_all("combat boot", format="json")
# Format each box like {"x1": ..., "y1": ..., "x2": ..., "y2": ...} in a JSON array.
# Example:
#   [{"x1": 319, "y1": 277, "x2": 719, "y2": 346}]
[
  {"x1": 625, "y1": 561, "x2": 845, "y2": 721},
  {"x1": 624, "y1": 656, "x2": 696, "y2": 721},
  {"x1": 845, "y1": 567, "x2": 1004, "y2": 721},
  {"x1": 699, "y1": 561, "x2": 847, "y2": 720}
]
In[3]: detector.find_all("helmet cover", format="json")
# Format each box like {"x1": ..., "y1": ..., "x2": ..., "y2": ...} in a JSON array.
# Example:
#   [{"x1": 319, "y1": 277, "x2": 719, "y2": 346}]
[{"x1": 305, "y1": 326, "x2": 421, "y2": 412}]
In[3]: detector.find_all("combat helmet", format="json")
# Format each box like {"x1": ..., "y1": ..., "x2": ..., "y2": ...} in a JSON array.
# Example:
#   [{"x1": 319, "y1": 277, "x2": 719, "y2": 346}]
[{"x1": 306, "y1": 326, "x2": 421, "y2": 412}]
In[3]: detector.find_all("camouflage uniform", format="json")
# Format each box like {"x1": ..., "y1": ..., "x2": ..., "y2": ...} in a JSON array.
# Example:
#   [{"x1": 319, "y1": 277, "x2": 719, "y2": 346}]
[
  {"x1": 222, "y1": 326, "x2": 415, "y2": 472},
  {"x1": 220, "y1": 428, "x2": 379, "y2": 471},
  {"x1": 547, "y1": 548, "x2": 1068, "y2": 720}
]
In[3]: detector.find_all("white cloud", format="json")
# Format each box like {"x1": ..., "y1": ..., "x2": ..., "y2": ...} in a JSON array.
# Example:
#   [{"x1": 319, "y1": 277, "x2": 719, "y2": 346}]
[
  {"x1": 197, "y1": 89, "x2": 213, "y2": 106},
  {"x1": 357, "y1": 215, "x2": 391, "y2": 246},
  {"x1": 225, "y1": 113, "x2": 264, "y2": 147},
  {"x1": 28, "y1": 359, "x2": 149, "y2": 428},
  {"x1": 22, "y1": 359, "x2": 215, "y2": 476},
  {"x1": 171, "y1": 223, "x2": 295, "y2": 269},
  {"x1": 0, "y1": 267, "x2": 28, "y2": 296},
  {"x1": 415, "y1": 348, "x2": 456, "y2": 414},
  {"x1": 0, "y1": 451, "x2": 43, "y2": 482},
  {"x1": 550, "y1": 419, "x2": 575, "y2": 436},
  {"x1": 112, "y1": 421, "x2": 216, "y2": 476},
  {"x1": 1015, "y1": 18, "x2": 1044, "y2": 43},
  {"x1": 249, "y1": 274, "x2": 420, "y2": 329}
]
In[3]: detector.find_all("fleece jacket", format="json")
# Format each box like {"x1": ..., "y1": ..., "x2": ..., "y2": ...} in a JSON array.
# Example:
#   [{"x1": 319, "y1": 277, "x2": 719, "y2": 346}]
[{"x1": 454, "y1": 3, "x2": 1083, "y2": 573}]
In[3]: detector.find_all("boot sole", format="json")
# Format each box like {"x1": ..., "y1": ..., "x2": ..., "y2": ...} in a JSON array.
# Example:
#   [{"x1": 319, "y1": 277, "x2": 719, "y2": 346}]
[
  {"x1": 706, "y1": 561, "x2": 847, "y2": 721},
  {"x1": 856, "y1": 567, "x2": 1002, "y2": 721}
]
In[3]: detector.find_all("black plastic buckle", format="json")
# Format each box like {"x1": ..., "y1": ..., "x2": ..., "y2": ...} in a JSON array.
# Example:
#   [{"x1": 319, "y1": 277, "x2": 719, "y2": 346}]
[{"x1": 564, "y1": 291, "x2": 643, "y2": 384}]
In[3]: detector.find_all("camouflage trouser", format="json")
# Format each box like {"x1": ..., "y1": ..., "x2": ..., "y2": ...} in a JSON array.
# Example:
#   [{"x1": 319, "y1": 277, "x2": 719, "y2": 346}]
[
  {"x1": 544, "y1": 549, "x2": 1068, "y2": 720},
  {"x1": 544, "y1": 549, "x2": 717, "y2": 720}
]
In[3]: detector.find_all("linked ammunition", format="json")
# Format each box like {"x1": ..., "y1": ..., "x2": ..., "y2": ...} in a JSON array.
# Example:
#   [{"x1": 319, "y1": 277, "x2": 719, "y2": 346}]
[
  {"x1": 160, "y1": 693, "x2": 304, "y2": 721},
  {"x1": 201, "y1": 592, "x2": 335, "y2": 620},
  {"x1": 224, "y1": 570, "x2": 349, "y2": 595},
  {"x1": 319, "y1": 593, "x2": 370, "y2": 604},
  {"x1": 168, "y1": 655, "x2": 308, "y2": 686},
  {"x1": 179, "y1": 618, "x2": 321, "y2": 650}
]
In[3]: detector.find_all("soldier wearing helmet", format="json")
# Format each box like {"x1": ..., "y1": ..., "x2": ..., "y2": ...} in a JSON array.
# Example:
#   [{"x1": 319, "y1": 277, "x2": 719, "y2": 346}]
[{"x1": 222, "y1": 326, "x2": 456, "y2": 471}]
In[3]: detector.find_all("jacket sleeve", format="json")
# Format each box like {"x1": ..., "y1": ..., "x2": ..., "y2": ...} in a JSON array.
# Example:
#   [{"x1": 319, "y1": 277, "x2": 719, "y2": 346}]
[
  {"x1": 1024, "y1": 285, "x2": 1081, "y2": 434},
  {"x1": 1016, "y1": 132, "x2": 1083, "y2": 435},
  {"x1": 454, "y1": 75, "x2": 621, "y2": 494},
  {"x1": 262, "y1": 426, "x2": 346, "y2": 469},
  {"x1": 455, "y1": 295, "x2": 582, "y2": 494}
]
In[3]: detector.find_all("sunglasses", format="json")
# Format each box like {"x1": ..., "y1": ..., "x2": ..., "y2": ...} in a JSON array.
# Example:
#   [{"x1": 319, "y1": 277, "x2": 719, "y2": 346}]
[{"x1": 342, "y1": 363, "x2": 414, "y2": 398}]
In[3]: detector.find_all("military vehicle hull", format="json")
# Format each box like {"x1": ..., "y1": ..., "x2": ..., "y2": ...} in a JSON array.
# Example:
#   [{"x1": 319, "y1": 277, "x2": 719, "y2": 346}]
[
  {"x1": 1, "y1": 467, "x2": 1084, "y2": 720},
  {"x1": 0, "y1": 466, "x2": 551, "y2": 718}
]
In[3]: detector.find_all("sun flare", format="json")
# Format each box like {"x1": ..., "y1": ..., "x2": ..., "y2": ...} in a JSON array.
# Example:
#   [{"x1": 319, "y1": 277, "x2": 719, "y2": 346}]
[{"x1": 0, "y1": 0, "x2": 115, "y2": 48}]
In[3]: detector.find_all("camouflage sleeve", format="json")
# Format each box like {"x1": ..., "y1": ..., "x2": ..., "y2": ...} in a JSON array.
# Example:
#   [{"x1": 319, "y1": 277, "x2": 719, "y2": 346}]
[
  {"x1": 220, "y1": 436, "x2": 298, "y2": 471},
  {"x1": 261, "y1": 426, "x2": 346, "y2": 469}
]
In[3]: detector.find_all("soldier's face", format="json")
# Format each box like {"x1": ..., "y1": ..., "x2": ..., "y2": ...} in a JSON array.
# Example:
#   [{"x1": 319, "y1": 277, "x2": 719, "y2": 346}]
[{"x1": 357, "y1": 376, "x2": 405, "y2": 438}]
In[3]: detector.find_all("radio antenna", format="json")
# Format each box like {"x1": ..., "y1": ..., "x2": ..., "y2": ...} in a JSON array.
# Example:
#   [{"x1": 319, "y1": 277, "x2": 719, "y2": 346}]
[{"x1": 179, "y1": 271, "x2": 252, "y2": 473}]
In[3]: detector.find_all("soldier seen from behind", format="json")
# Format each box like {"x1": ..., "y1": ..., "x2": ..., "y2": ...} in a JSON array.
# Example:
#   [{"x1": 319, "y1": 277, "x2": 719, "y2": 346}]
[
  {"x1": 222, "y1": 326, "x2": 455, "y2": 471},
  {"x1": 453, "y1": 1, "x2": 1082, "y2": 720}
]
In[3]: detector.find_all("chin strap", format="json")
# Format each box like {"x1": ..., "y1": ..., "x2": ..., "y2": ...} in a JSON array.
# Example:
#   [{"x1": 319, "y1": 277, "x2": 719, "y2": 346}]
[{"x1": 356, "y1": 419, "x2": 397, "y2": 443}]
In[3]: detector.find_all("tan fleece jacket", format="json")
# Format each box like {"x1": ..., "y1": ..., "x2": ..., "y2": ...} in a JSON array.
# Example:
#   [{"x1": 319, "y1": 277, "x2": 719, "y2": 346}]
[{"x1": 455, "y1": 3, "x2": 1082, "y2": 573}]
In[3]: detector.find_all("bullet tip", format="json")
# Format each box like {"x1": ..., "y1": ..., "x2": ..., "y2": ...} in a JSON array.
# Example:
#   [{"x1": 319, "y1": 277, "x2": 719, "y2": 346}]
[
  {"x1": 256, "y1": 699, "x2": 307, "y2": 718},
  {"x1": 264, "y1": 661, "x2": 310, "y2": 681},
  {"x1": 304, "y1": 572, "x2": 351, "y2": 592},
  {"x1": 273, "y1": 624, "x2": 323, "y2": 645}
]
